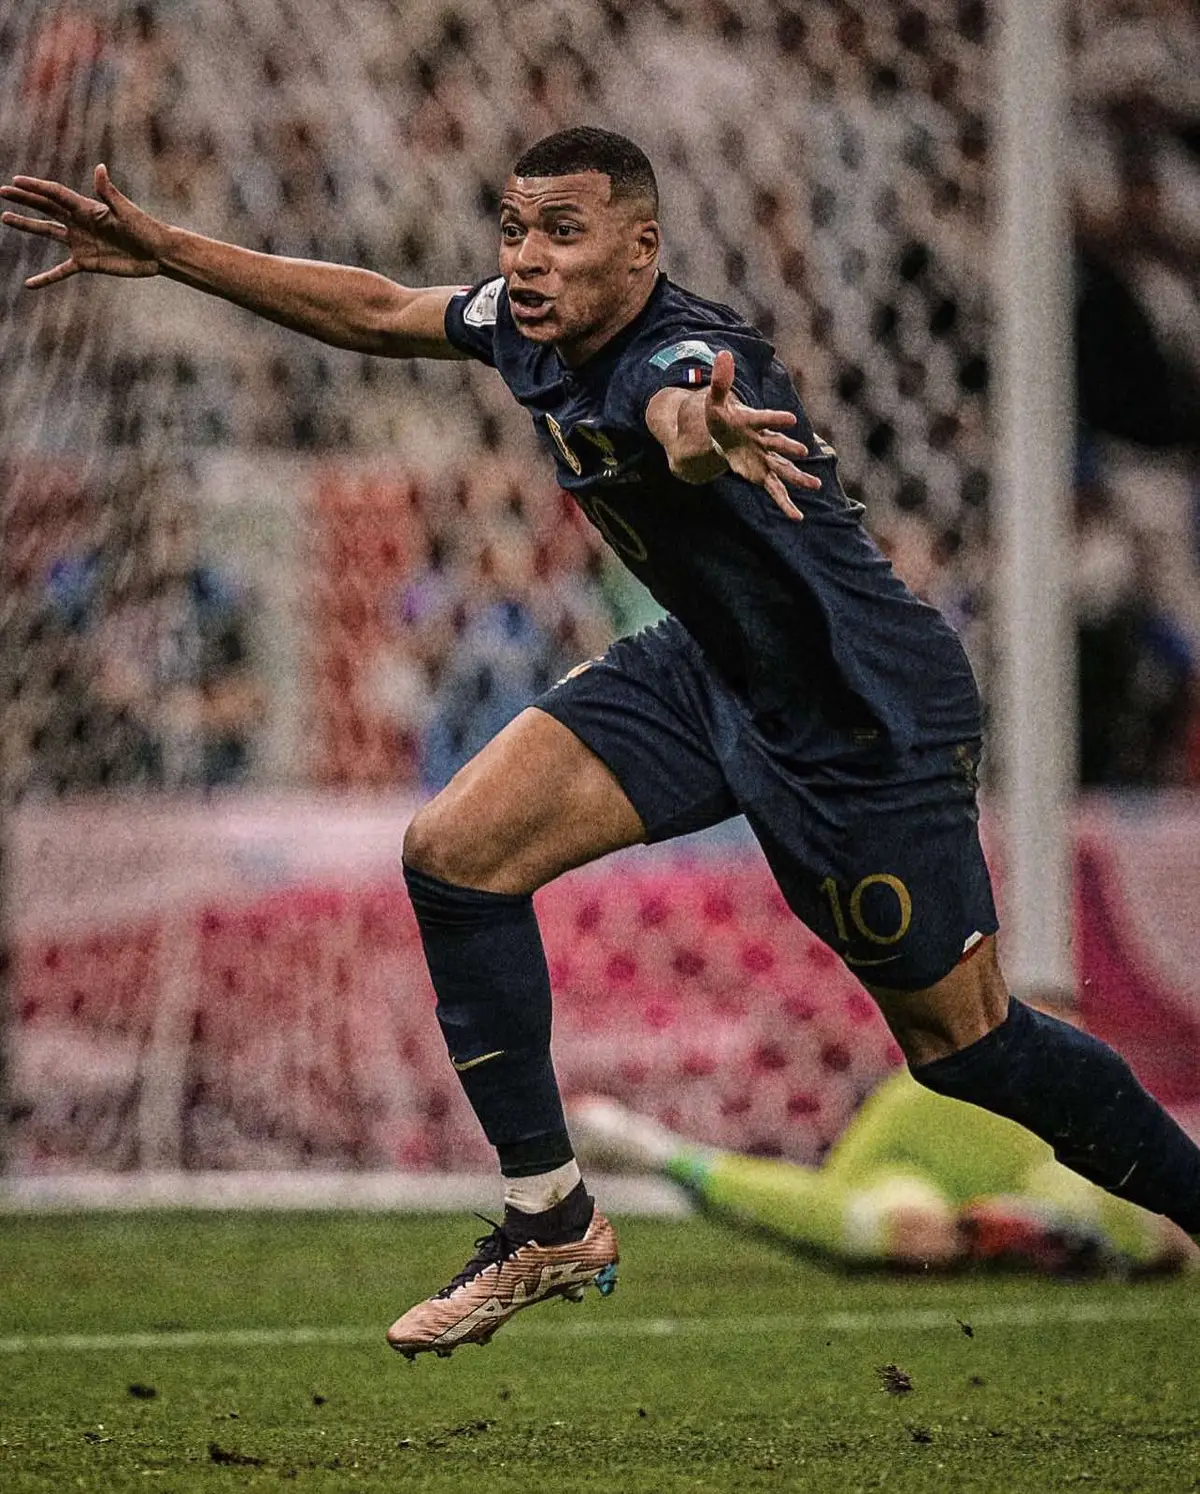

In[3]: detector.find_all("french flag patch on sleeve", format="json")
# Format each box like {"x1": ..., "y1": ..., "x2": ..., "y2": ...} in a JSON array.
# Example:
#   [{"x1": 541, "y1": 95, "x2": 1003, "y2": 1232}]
[{"x1": 685, "y1": 366, "x2": 705, "y2": 387}]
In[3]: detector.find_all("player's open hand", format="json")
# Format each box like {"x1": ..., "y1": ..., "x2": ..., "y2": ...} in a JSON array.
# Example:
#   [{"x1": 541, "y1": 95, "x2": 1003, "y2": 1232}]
[
  {"x1": 705, "y1": 349, "x2": 820, "y2": 520},
  {"x1": 0, "y1": 164, "x2": 162, "y2": 288}
]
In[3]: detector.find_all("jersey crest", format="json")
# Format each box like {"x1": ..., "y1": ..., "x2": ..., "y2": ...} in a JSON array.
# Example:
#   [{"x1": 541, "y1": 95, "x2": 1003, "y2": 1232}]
[{"x1": 575, "y1": 423, "x2": 620, "y2": 469}]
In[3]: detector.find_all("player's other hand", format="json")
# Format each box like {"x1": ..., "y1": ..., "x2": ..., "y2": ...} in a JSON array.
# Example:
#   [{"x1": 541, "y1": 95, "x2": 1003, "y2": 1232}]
[
  {"x1": 0, "y1": 164, "x2": 162, "y2": 288},
  {"x1": 706, "y1": 348, "x2": 820, "y2": 520}
]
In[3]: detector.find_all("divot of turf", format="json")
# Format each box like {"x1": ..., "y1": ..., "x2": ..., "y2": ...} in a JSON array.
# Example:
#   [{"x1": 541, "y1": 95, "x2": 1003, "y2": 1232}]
[
  {"x1": 208, "y1": 1441, "x2": 264, "y2": 1466},
  {"x1": 877, "y1": 1362, "x2": 915, "y2": 1395}
]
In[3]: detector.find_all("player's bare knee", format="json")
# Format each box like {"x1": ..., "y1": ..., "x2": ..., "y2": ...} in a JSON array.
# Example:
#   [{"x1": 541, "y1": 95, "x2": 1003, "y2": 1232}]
[
  {"x1": 888, "y1": 997, "x2": 1005, "y2": 1068},
  {"x1": 402, "y1": 799, "x2": 475, "y2": 885},
  {"x1": 403, "y1": 788, "x2": 528, "y2": 891},
  {"x1": 870, "y1": 939, "x2": 1010, "y2": 1067}
]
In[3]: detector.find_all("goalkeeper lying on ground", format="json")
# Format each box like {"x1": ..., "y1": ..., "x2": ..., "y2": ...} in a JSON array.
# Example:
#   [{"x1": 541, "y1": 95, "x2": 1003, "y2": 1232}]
[{"x1": 571, "y1": 1072, "x2": 1198, "y2": 1276}]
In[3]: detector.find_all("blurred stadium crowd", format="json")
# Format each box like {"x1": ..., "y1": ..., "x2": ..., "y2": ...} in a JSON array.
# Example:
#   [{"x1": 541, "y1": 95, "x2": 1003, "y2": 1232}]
[{"x1": 2, "y1": 0, "x2": 1199, "y2": 797}]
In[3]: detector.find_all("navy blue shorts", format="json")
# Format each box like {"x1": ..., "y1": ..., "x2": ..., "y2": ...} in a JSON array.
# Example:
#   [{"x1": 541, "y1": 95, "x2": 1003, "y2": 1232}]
[{"x1": 537, "y1": 618, "x2": 998, "y2": 991}]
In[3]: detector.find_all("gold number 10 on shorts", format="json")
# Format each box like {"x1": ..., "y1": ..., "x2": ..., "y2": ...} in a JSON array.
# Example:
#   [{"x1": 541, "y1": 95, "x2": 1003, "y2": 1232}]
[{"x1": 820, "y1": 873, "x2": 913, "y2": 946}]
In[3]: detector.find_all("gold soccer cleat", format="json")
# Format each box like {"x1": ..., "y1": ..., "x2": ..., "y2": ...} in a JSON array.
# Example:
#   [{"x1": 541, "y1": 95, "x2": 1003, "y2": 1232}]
[{"x1": 387, "y1": 1208, "x2": 619, "y2": 1361}]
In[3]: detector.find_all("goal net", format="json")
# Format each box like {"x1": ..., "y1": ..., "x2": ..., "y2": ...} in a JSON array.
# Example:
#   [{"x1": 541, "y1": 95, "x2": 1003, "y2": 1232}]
[{"x1": 2, "y1": 0, "x2": 1196, "y2": 1191}]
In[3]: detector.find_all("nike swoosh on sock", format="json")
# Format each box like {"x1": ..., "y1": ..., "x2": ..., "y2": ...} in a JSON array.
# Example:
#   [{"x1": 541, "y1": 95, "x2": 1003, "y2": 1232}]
[{"x1": 451, "y1": 1049, "x2": 507, "y2": 1073}]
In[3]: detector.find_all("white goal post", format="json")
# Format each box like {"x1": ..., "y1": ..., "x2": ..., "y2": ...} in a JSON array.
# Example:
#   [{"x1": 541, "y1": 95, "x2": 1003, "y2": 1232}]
[{"x1": 993, "y1": 0, "x2": 1077, "y2": 1004}]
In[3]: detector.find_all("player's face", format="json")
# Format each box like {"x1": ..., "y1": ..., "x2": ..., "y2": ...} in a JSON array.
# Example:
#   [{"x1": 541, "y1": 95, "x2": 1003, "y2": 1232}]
[{"x1": 498, "y1": 171, "x2": 658, "y2": 364}]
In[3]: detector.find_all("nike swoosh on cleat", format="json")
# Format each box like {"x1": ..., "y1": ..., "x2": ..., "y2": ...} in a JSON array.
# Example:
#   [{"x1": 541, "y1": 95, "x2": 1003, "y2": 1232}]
[{"x1": 451, "y1": 1049, "x2": 507, "y2": 1073}]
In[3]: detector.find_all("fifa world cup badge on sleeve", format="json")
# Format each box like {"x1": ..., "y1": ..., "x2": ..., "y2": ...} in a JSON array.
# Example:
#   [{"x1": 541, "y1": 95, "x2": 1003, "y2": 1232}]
[
  {"x1": 463, "y1": 277, "x2": 504, "y2": 327},
  {"x1": 648, "y1": 339, "x2": 717, "y2": 370}
]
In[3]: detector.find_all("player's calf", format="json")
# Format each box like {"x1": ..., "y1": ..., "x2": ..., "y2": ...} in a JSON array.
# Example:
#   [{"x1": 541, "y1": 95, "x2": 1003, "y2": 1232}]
[{"x1": 895, "y1": 964, "x2": 1200, "y2": 1236}]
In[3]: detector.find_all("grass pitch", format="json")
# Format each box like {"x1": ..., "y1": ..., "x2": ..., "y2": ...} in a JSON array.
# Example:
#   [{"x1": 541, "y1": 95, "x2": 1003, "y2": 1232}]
[{"x1": 1, "y1": 1211, "x2": 1198, "y2": 1492}]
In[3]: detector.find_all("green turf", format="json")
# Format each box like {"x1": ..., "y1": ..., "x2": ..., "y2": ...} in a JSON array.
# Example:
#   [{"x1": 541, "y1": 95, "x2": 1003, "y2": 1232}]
[{"x1": 1, "y1": 1212, "x2": 1198, "y2": 1492}]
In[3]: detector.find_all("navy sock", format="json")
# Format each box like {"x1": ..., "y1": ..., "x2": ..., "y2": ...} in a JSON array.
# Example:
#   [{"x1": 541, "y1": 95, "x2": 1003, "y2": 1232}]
[
  {"x1": 403, "y1": 864, "x2": 572, "y2": 1177},
  {"x1": 503, "y1": 1180, "x2": 594, "y2": 1246},
  {"x1": 911, "y1": 999, "x2": 1200, "y2": 1233}
]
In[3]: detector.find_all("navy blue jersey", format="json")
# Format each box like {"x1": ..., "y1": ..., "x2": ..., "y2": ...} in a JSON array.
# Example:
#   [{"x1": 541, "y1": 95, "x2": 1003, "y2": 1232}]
[{"x1": 444, "y1": 271, "x2": 980, "y2": 753}]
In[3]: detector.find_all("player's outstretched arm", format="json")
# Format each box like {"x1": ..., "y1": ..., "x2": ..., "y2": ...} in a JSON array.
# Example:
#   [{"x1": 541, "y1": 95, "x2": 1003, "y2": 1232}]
[
  {"x1": 0, "y1": 165, "x2": 464, "y2": 359},
  {"x1": 645, "y1": 349, "x2": 820, "y2": 520}
]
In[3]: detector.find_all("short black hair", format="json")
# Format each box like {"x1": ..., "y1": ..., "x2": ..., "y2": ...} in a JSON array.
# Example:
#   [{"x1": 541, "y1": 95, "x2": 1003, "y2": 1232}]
[{"x1": 512, "y1": 127, "x2": 658, "y2": 214}]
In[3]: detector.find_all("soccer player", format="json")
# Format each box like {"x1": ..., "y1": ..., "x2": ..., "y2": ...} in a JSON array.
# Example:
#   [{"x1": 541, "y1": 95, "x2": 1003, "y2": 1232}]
[
  {"x1": 569, "y1": 1083, "x2": 1199, "y2": 1277},
  {"x1": 5, "y1": 128, "x2": 1199, "y2": 1361}
]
